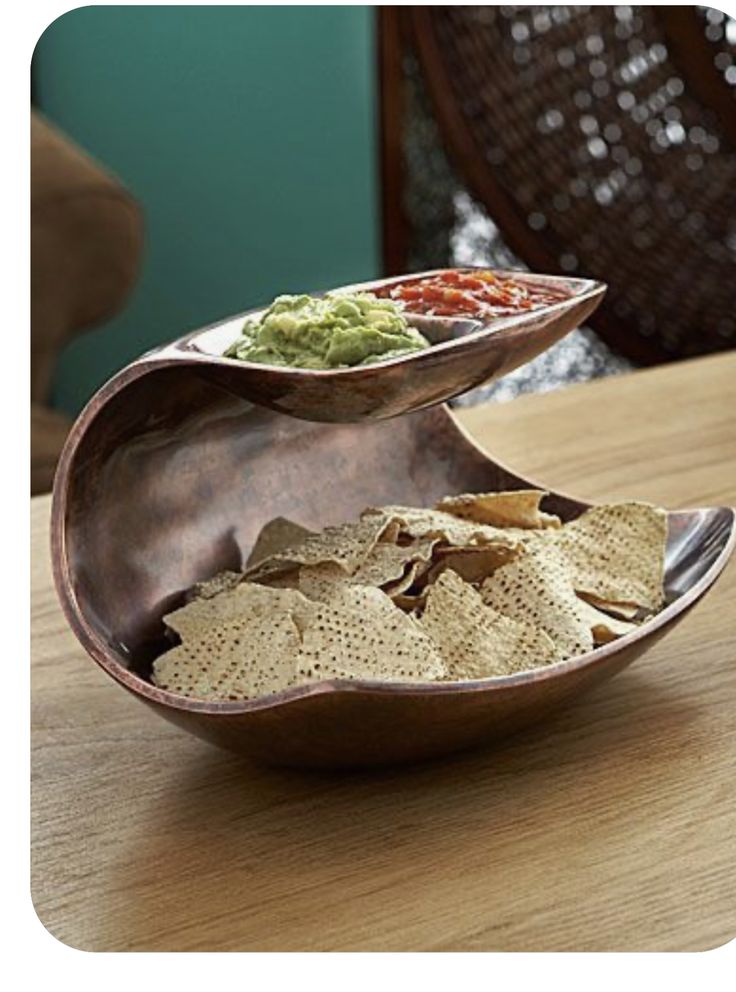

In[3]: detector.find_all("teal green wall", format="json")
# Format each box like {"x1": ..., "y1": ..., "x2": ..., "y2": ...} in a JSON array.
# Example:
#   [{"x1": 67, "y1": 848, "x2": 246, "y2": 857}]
[{"x1": 34, "y1": 6, "x2": 379, "y2": 415}]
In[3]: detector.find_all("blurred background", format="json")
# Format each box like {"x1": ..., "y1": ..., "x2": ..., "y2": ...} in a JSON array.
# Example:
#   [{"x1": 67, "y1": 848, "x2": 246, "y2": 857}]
[{"x1": 31, "y1": 5, "x2": 735, "y2": 493}]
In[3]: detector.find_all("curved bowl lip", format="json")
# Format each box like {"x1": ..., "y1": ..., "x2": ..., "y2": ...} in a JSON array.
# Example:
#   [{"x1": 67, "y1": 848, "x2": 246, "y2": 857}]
[
  {"x1": 172, "y1": 266, "x2": 607, "y2": 378},
  {"x1": 51, "y1": 373, "x2": 736, "y2": 718}
]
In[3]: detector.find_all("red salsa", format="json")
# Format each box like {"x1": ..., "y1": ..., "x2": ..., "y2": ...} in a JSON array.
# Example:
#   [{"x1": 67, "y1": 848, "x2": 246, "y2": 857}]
[{"x1": 375, "y1": 269, "x2": 570, "y2": 319}]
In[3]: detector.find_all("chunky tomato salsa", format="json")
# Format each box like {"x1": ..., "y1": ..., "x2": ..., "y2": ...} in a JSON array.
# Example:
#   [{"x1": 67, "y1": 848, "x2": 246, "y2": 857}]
[{"x1": 375, "y1": 269, "x2": 570, "y2": 319}]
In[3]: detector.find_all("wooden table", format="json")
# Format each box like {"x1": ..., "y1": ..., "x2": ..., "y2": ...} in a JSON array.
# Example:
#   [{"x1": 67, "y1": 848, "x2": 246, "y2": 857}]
[{"x1": 31, "y1": 353, "x2": 736, "y2": 952}]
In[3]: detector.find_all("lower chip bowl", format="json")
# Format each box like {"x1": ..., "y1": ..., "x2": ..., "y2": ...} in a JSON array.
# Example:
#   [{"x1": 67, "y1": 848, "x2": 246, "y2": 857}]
[{"x1": 51, "y1": 360, "x2": 735, "y2": 768}]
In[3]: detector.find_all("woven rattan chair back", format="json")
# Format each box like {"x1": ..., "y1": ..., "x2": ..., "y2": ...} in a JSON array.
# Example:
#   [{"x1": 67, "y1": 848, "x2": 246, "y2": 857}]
[{"x1": 384, "y1": 6, "x2": 735, "y2": 364}]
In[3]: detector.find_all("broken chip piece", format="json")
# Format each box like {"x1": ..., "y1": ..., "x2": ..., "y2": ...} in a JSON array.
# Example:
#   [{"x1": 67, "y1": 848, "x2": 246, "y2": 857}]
[
  {"x1": 435, "y1": 489, "x2": 561, "y2": 530},
  {"x1": 244, "y1": 513, "x2": 400, "y2": 584},
  {"x1": 361, "y1": 505, "x2": 525, "y2": 550},
  {"x1": 246, "y1": 516, "x2": 316, "y2": 569}
]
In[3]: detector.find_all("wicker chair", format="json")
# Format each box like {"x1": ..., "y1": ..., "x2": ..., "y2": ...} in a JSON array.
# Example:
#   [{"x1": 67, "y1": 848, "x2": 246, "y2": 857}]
[{"x1": 380, "y1": 6, "x2": 736, "y2": 366}]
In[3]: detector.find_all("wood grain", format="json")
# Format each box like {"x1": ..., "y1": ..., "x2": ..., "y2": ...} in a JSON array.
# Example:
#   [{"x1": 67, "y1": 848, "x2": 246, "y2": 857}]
[{"x1": 31, "y1": 352, "x2": 736, "y2": 952}]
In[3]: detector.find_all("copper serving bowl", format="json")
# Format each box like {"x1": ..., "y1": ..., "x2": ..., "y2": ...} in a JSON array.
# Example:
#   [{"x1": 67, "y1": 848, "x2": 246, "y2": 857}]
[{"x1": 51, "y1": 272, "x2": 734, "y2": 768}]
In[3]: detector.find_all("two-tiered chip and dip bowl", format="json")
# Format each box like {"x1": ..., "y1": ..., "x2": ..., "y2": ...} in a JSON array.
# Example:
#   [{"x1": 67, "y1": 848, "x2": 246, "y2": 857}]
[{"x1": 51, "y1": 269, "x2": 735, "y2": 768}]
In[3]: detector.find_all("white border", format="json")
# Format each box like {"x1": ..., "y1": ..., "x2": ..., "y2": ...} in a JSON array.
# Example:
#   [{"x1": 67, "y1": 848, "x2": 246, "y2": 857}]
[{"x1": 14, "y1": 1, "x2": 736, "y2": 986}]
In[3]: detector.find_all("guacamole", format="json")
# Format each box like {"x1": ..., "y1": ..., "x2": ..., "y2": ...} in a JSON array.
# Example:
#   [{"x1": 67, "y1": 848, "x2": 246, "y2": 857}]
[{"x1": 224, "y1": 292, "x2": 429, "y2": 369}]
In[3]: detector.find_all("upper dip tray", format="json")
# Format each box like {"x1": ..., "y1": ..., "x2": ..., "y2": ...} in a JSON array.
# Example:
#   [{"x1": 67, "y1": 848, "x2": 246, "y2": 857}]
[{"x1": 152, "y1": 268, "x2": 606, "y2": 422}]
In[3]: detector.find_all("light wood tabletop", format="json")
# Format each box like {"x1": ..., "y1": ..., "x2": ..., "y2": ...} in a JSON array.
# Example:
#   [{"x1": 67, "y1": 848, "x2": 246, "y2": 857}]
[{"x1": 31, "y1": 352, "x2": 736, "y2": 952}]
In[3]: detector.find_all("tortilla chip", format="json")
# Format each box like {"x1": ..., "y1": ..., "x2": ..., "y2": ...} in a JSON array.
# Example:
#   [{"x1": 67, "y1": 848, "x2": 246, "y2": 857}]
[
  {"x1": 164, "y1": 581, "x2": 312, "y2": 638},
  {"x1": 353, "y1": 537, "x2": 437, "y2": 587},
  {"x1": 296, "y1": 537, "x2": 437, "y2": 602},
  {"x1": 253, "y1": 568, "x2": 303, "y2": 590},
  {"x1": 363, "y1": 505, "x2": 524, "y2": 550},
  {"x1": 424, "y1": 543, "x2": 520, "y2": 586},
  {"x1": 383, "y1": 558, "x2": 431, "y2": 599},
  {"x1": 246, "y1": 516, "x2": 316, "y2": 568},
  {"x1": 378, "y1": 518, "x2": 403, "y2": 544},
  {"x1": 297, "y1": 562, "x2": 351, "y2": 601},
  {"x1": 152, "y1": 612, "x2": 301, "y2": 700},
  {"x1": 480, "y1": 544, "x2": 595, "y2": 660},
  {"x1": 435, "y1": 490, "x2": 561, "y2": 530},
  {"x1": 420, "y1": 570, "x2": 556, "y2": 678},
  {"x1": 187, "y1": 569, "x2": 243, "y2": 602},
  {"x1": 577, "y1": 598, "x2": 638, "y2": 645},
  {"x1": 245, "y1": 513, "x2": 397, "y2": 583},
  {"x1": 390, "y1": 588, "x2": 430, "y2": 612},
  {"x1": 321, "y1": 582, "x2": 410, "y2": 619},
  {"x1": 295, "y1": 585, "x2": 447, "y2": 683},
  {"x1": 553, "y1": 502, "x2": 667, "y2": 612},
  {"x1": 577, "y1": 591, "x2": 643, "y2": 622}
]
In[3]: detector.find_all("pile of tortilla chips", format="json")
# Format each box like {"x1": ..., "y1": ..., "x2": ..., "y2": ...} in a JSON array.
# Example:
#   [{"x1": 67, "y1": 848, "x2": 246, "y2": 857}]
[{"x1": 152, "y1": 490, "x2": 667, "y2": 701}]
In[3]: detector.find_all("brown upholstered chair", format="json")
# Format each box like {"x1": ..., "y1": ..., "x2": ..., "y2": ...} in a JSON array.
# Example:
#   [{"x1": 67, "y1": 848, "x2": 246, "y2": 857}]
[
  {"x1": 31, "y1": 111, "x2": 142, "y2": 494},
  {"x1": 380, "y1": 6, "x2": 736, "y2": 366}
]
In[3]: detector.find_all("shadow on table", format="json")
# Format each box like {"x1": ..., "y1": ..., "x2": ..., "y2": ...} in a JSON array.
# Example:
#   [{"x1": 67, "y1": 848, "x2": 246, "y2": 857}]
[{"x1": 113, "y1": 667, "x2": 706, "y2": 949}]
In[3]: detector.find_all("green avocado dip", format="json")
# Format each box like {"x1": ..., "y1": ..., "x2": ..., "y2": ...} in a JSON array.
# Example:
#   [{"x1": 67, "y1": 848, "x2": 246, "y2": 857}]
[{"x1": 223, "y1": 292, "x2": 429, "y2": 369}]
